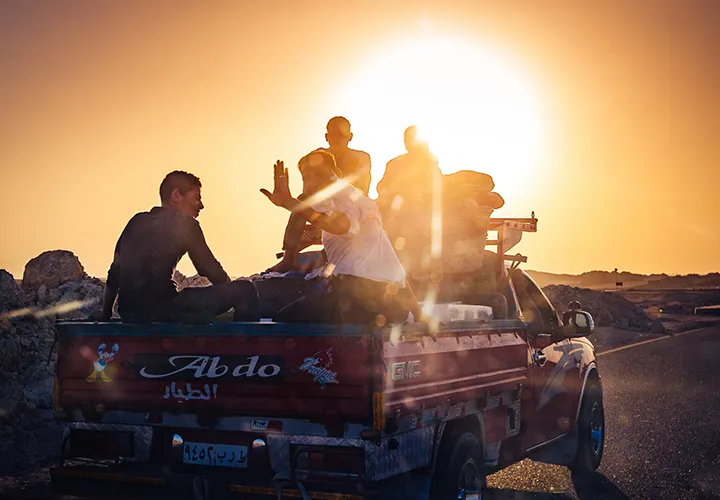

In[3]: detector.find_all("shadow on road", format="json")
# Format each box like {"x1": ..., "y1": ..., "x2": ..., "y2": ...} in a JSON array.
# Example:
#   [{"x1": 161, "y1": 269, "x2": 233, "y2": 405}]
[
  {"x1": 487, "y1": 489, "x2": 574, "y2": 499},
  {"x1": 486, "y1": 472, "x2": 629, "y2": 500},
  {"x1": 572, "y1": 471, "x2": 630, "y2": 500},
  {"x1": 2, "y1": 471, "x2": 631, "y2": 500}
]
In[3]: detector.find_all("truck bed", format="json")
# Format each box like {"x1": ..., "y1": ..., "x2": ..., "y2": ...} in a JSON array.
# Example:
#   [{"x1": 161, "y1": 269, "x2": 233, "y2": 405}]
[{"x1": 55, "y1": 319, "x2": 529, "y2": 431}]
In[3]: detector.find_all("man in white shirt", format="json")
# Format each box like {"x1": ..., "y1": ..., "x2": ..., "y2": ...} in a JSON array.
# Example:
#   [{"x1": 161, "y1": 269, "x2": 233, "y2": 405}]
[
  {"x1": 269, "y1": 116, "x2": 372, "y2": 273},
  {"x1": 260, "y1": 149, "x2": 422, "y2": 324}
]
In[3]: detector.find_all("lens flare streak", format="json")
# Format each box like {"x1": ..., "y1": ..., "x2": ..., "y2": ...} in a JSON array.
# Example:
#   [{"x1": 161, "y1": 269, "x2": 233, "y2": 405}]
[{"x1": 0, "y1": 299, "x2": 98, "y2": 321}]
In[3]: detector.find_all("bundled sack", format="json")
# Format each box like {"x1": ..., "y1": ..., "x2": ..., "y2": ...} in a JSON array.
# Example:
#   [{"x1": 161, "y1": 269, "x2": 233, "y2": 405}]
[
  {"x1": 382, "y1": 169, "x2": 505, "y2": 279},
  {"x1": 439, "y1": 170, "x2": 504, "y2": 274}
]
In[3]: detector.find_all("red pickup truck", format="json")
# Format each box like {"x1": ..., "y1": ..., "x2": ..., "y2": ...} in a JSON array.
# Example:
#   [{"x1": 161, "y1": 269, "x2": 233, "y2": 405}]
[{"x1": 50, "y1": 217, "x2": 604, "y2": 500}]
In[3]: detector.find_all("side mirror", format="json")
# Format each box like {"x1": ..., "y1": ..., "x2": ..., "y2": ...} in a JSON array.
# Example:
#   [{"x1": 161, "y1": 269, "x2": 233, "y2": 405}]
[{"x1": 562, "y1": 310, "x2": 595, "y2": 338}]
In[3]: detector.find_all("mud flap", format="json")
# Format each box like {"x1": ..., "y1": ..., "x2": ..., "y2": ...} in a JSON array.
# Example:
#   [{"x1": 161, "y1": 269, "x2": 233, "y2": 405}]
[{"x1": 192, "y1": 476, "x2": 210, "y2": 500}]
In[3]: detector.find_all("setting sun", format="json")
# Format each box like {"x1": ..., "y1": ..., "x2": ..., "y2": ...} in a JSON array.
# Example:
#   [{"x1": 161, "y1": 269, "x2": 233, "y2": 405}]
[
  {"x1": 338, "y1": 36, "x2": 544, "y2": 201},
  {"x1": 3, "y1": 4, "x2": 720, "y2": 495}
]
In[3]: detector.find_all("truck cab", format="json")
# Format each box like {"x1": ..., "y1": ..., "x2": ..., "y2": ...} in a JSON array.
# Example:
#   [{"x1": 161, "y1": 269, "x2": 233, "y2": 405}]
[{"x1": 50, "y1": 216, "x2": 604, "y2": 500}]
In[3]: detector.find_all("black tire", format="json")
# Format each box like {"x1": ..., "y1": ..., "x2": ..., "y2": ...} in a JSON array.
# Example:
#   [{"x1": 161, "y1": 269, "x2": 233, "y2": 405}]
[
  {"x1": 571, "y1": 383, "x2": 605, "y2": 474},
  {"x1": 432, "y1": 431, "x2": 486, "y2": 499}
]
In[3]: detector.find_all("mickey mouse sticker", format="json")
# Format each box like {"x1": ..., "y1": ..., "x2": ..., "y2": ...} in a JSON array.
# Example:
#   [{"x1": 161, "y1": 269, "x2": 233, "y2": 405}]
[{"x1": 86, "y1": 343, "x2": 119, "y2": 383}]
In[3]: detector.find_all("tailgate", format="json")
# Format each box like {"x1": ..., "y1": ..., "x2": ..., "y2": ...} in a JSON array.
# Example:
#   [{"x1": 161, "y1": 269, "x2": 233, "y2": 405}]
[{"x1": 56, "y1": 322, "x2": 373, "y2": 423}]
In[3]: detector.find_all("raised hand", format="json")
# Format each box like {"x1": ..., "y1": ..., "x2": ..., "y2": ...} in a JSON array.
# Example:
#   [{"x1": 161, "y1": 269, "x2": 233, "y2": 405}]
[{"x1": 260, "y1": 160, "x2": 292, "y2": 208}]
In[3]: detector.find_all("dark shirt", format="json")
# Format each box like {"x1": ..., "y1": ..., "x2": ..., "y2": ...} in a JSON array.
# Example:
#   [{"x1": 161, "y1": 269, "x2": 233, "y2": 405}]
[{"x1": 106, "y1": 207, "x2": 229, "y2": 314}]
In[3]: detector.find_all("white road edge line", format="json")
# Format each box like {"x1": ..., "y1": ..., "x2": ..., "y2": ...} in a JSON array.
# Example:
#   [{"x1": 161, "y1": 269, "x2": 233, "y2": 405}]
[{"x1": 597, "y1": 325, "x2": 716, "y2": 357}]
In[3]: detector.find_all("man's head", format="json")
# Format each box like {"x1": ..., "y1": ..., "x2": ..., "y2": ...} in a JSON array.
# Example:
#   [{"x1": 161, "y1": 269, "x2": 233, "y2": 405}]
[
  {"x1": 159, "y1": 171, "x2": 203, "y2": 218},
  {"x1": 298, "y1": 149, "x2": 341, "y2": 195},
  {"x1": 325, "y1": 116, "x2": 353, "y2": 149},
  {"x1": 404, "y1": 125, "x2": 429, "y2": 153}
]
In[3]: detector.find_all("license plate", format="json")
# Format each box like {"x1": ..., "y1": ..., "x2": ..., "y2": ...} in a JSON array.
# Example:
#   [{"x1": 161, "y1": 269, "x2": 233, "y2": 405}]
[{"x1": 182, "y1": 442, "x2": 248, "y2": 468}]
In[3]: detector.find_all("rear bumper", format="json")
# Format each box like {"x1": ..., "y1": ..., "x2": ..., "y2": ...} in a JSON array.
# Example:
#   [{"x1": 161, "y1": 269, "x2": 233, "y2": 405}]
[{"x1": 50, "y1": 463, "x2": 366, "y2": 500}]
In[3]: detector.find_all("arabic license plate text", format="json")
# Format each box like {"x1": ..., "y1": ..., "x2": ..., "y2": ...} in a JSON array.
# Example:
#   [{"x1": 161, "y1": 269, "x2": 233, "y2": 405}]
[{"x1": 182, "y1": 442, "x2": 248, "y2": 468}]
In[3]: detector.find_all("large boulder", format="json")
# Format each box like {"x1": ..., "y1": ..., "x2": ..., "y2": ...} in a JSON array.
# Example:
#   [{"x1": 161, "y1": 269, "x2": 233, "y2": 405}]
[
  {"x1": 1, "y1": 267, "x2": 87, "y2": 474},
  {"x1": 0, "y1": 269, "x2": 26, "y2": 314},
  {"x1": 0, "y1": 270, "x2": 58, "y2": 474},
  {"x1": 17, "y1": 249, "x2": 105, "y2": 320},
  {"x1": 22, "y1": 250, "x2": 85, "y2": 295},
  {"x1": 0, "y1": 270, "x2": 25, "y2": 389},
  {"x1": 39, "y1": 276, "x2": 105, "y2": 320},
  {"x1": 1, "y1": 260, "x2": 106, "y2": 475}
]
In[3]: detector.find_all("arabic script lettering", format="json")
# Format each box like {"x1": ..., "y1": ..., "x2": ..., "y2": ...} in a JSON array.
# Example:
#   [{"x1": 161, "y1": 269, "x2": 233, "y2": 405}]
[{"x1": 163, "y1": 382, "x2": 218, "y2": 401}]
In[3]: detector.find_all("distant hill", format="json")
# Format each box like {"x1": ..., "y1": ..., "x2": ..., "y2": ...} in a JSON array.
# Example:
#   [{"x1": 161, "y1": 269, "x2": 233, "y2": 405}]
[
  {"x1": 631, "y1": 273, "x2": 720, "y2": 290},
  {"x1": 527, "y1": 270, "x2": 720, "y2": 290},
  {"x1": 11, "y1": 264, "x2": 719, "y2": 293}
]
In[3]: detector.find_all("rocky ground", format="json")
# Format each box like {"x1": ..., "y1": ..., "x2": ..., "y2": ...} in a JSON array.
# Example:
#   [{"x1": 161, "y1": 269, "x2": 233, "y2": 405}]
[
  {"x1": 0, "y1": 253, "x2": 222, "y2": 479},
  {"x1": 542, "y1": 284, "x2": 653, "y2": 331},
  {"x1": 0, "y1": 251, "x2": 106, "y2": 477},
  {"x1": 0, "y1": 249, "x2": 717, "y2": 494}
]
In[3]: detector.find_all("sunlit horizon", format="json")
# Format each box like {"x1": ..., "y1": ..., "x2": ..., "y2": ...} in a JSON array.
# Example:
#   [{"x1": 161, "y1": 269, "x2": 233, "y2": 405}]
[{"x1": 1, "y1": 1, "x2": 718, "y2": 280}]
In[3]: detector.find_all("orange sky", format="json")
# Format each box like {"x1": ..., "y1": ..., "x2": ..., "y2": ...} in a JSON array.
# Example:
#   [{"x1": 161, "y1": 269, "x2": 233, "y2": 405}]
[{"x1": 1, "y1": 0, "x2": 719, "y2": 279}]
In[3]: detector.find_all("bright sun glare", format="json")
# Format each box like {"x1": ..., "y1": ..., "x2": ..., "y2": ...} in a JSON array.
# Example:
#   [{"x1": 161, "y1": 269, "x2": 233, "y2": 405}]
[{"x1": 339, "y1": 37, "x2": 544, "y2": 201}]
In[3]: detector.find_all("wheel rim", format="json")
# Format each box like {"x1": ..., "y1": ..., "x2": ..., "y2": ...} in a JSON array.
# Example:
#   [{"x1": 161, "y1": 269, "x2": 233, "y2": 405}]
[
  {"x1": 589, "y1": 400, "x2": 604, "y2": 456},
  {"x1": 457, "y1": 458, "x2": 482, "y2": 498}
]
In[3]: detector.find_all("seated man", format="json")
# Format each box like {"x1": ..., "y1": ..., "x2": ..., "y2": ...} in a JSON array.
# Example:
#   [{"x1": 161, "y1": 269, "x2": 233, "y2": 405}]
[
  {"x1": 260, "y1": 150, "x2": 423, "y2": 325},
  {"x1": 97, "y1": 171, "x2": 258, "y2": 323},
  {"x1": 269, "y1": 116, "x2": 371, "y2": 273}
]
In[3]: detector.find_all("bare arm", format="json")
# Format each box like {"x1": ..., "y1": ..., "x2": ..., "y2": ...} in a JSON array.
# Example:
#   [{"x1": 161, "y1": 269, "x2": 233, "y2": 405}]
[
  {"x1": 100, "y1": 284, "x2": 118, "y2": 320},
  {"x1": 99, "y1": 235, "x2": 122, "y2": 320},
  {"x1": 283, "y1": 211, "x2": 308, "y2": 252},
  {"x1": 282, "y1": 198, "x2": 350, "y2": 235},
  {"x1": 276, "y1": 212, "x2": 308, "y2": 268},
  {"x1": 260, "y1": 160, "x2": 351, "y2": 236},
  {"x1": 375, "y1": 160, "x2": 397, "y2": 209},
  {"x1": 357, "y1": 153, "x2": 372, "y2": 197}
]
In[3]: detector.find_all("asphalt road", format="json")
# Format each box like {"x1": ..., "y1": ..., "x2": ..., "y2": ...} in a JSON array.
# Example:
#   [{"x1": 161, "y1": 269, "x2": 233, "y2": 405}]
[
  {"x1": 488, "y1": 323, "x2": 720, "y2": 500},
  {"x1": 5, "y1": 323, "x2": 720, "y2": 500}
]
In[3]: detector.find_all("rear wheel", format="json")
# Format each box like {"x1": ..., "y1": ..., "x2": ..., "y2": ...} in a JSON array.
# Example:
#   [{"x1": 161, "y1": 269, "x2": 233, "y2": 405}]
[
  {"x1": 571, "y1": 383, "x2": 605, "y2": 475},
  {"x1": 432, "y1": 431, "x2": 486, "y2": 499}
]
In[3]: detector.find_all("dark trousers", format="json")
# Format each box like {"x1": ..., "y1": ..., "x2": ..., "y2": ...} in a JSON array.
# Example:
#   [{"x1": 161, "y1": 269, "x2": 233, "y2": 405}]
[
  {"x1": 121, "y1": 280, "x2": 259, "y2": 324},
  {"x1": 273, "y1": 275, "x2": 416, "y2": 325}
]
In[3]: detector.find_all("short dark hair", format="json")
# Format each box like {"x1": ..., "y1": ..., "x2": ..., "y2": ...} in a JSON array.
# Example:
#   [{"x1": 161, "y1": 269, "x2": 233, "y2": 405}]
[
  {"x1": 404, "y1": 125, "x2": 418, "y2": 143},
  {"x1": 298, "y1": 149, "x2": 342, "y2": 178},
  {"x1": 326, "y1": 116, "x2": 352, "y2": 136},
  {"x1": 159, "y1": 171, "x2": 202, "y2": 203}
]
